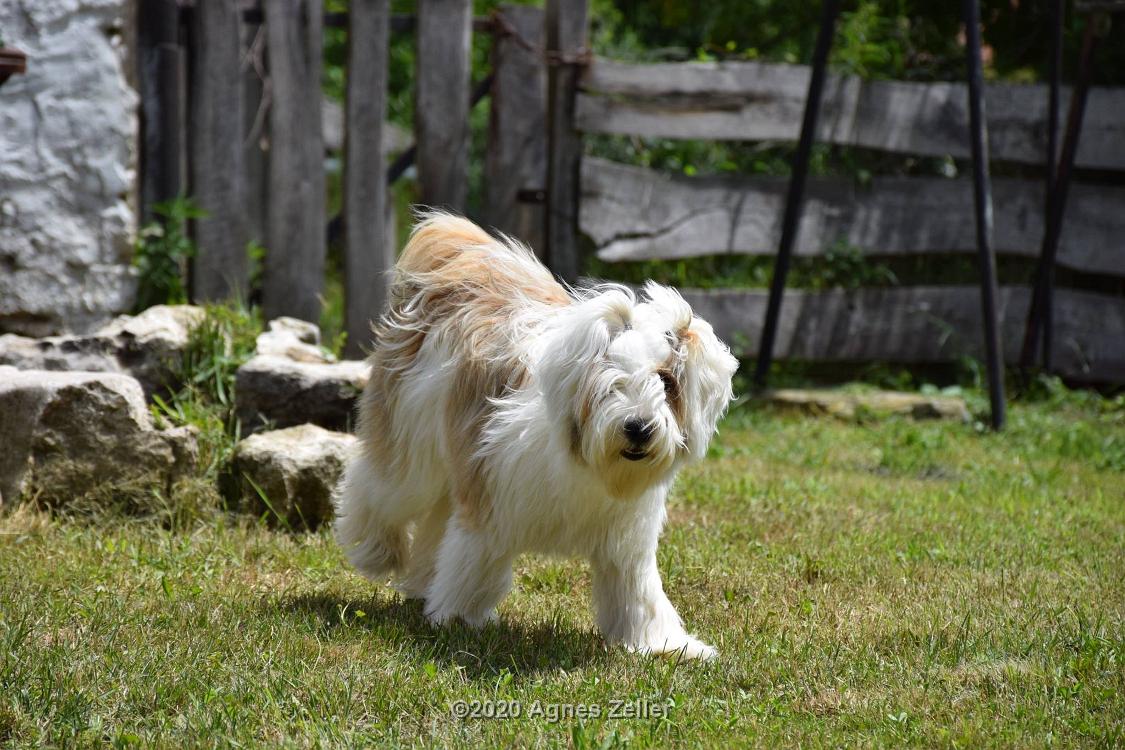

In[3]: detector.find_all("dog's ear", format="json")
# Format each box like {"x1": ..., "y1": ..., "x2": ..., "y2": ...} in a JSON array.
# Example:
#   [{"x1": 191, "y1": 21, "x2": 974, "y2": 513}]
[
  {"x1": 538, "y1": 287, "x2": 633, "y2": 427},
  {"x1": 642, "y1": 282, "x2": 738, "y2": 459},
  {"x1": 676, "y1": 314, "x2": 738, "y2": 459}
]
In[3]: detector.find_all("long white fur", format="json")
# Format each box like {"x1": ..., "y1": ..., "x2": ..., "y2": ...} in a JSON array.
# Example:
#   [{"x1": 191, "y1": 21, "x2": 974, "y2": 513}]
[{"x1": 334, "y1": 212, "x2": 738, "y2": 660}]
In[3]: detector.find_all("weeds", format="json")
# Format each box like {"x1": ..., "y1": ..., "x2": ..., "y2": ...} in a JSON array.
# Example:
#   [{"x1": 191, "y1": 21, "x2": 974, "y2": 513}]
[
  {"x1": 132, "y1": 197, "x2": 205, "y2": 311},
  {"x1": 148, "y1": 303, "x2": 262, "y2": 526}
]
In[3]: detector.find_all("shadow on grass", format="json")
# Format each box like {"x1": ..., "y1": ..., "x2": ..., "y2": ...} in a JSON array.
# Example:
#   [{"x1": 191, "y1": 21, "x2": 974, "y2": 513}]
[{"x1": 269, "y1": 591, "x2": 606, "y2": 680}]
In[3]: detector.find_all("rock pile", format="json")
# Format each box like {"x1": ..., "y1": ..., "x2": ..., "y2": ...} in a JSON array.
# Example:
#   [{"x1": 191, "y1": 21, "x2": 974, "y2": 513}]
[
  {"x1": 227, "y1": 424, "x2": 356, "y2": 530},
  {"x1": 0, "y1": 367, "x2": 196, "y2": 507},
  {"x1": 234, "y1": 318, "x2": 369, "y2": 432},
  {"x1": 0, "y1": 306, "x2": 365, "y2": 527},
  {"x1": 0, "y1": 305, "x2": 204, "y2": 397}
]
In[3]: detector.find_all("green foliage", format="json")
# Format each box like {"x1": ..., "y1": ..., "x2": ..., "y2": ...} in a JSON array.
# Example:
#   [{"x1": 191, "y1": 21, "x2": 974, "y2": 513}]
[
  {"x1": 150, "y1": 304, "x2": 261, "y2": 511},
  {"x1": 319, "y1": 258, "x2": 348, "y2": 358},
  {"x1": 176, "y1": 303, "x2": 261, "y2": 411},
  {"x1": 132, "y1": 198, "x2": 205, "y2": 312}
]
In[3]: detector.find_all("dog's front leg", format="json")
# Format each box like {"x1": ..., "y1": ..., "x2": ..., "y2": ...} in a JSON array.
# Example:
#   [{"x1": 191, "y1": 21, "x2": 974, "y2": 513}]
[
  {"x1": 423, "y1": 515, "x2": 513, "y2": 628},
  {"x1": 591, "y1": 548, "x2": 716, "y2": 660}
]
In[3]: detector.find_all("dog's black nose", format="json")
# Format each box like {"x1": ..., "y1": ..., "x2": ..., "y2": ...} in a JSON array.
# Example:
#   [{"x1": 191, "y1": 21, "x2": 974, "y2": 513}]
[{"x1": 624, "y1": 418, "x2": 654, "y2": 446}]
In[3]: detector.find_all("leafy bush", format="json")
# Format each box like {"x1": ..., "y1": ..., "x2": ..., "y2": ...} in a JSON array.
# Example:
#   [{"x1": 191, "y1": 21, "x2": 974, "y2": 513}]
[{"x1": 132, "y1": 198, "x2": 205, "y2": 312}]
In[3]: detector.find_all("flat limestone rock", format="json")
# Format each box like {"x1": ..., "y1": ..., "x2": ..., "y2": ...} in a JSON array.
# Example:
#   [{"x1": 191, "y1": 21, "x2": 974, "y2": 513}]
[
  {"x1": 0, "y1": 367, "x2": 197, "y2": 507},
  {"x1": 765, "y1": 388, "x2": 970, "y2": 421},
  {"x1": 254, "y1": 317, "x2": 333, "y2": 364},
  {"x1": 0, "y1": 305, "x2": 204, "y2": 397},
  {"x1": 234, "y1": 355, "x2": 369, "y2": 433},
  {"x1": 229, "y1": 424, "x2": 356, "y2": 530}
]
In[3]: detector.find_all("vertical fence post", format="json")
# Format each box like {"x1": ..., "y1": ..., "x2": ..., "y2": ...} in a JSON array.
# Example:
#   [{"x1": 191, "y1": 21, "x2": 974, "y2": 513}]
[
  {"x1": 485, "y1": 5, "x2": 548, "y2": 258},
  {"x1": 753, "y1": 0, "x2": 840, "y2": 388},
  {"x1": 188, "y1": 0, "x2": 248, "y2": 303},
  {"x1": 544, "y1": 0, "x2": 589, "y2": 283},
  {"x1": 242, "y1": 19, "x2": 268, "y2": 254},
  {"x1": 963, "y1": 0, "x2": 1006, "y2": 430},
  {"x1": 138, "y1": 0, "x2": 184, "y2": 223},
  {"x1": 263, "y1": 0, "x2": 326, "y2": 323},
  {"x1": 415, "y1": 0, "x2": 472, "y2": 211},
  {"x1": 343, "y1": 0, "x2": 391, "y2": 358}
]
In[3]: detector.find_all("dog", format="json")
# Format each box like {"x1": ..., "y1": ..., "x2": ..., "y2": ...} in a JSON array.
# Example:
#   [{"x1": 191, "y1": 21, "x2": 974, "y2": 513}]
[{"x1": 333, "y1": 212, "x2": 738, "y2": 659}]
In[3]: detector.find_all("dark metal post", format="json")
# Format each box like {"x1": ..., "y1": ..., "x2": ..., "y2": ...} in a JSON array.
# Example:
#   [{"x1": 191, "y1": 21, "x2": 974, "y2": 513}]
[
  {"x1": 753, "y1": 0, "x2": 841, "y2": 387},
  {"x1": 963, "y1": 0, "x2": 1006, "y2": 430},
  {"x1": 1020, "y1": 14, "x2": 1103, "y2": 373}
]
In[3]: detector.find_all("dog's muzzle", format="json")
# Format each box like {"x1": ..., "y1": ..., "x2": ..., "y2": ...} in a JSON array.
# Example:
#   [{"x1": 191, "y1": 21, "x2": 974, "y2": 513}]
[{"x1": 621, "y1": 418, "x2": 654, "y2": 461}]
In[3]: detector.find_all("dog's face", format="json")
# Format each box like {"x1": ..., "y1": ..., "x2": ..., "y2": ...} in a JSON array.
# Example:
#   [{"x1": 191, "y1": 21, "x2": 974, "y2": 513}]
[{"x1": 540, "y1": 282, "x2": 738, "y2": 499}]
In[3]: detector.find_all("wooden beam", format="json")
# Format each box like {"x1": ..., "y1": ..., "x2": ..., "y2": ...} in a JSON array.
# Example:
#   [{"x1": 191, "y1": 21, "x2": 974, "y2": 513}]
[
  {"x1": 679, "y1": 286, "x2": 1125, "y2": 383},
  {"x1": 580, "y1": 158, "x2": 1125, "y2": 277},
  {"x1": 484, "y1": 4, "x2": 547, "y2": 257},
  {"x1": 188, "y1": 0, "x2": 249, "y2": 302},
  {"x1": 544, "y1": 0, "x2": 589, "y2": 282},
  {"x1": 342, "y1": 0, "x2": 391, "y2": 358},
  {"x1": 138, "y1": 0, "x2": 185, "y2": 222},
  {"x1": 415, "y1": 0, "x2": 472, "y2": 211},
  {"x1": 242, "y1": 19, "x2": 268, "y2": 249},
  {"x1": 263, "y1": 0, "x2": 326, "y2": 323},
  {"x1": 575, "y1": 58, "x2": 1125, "y2": 170}
]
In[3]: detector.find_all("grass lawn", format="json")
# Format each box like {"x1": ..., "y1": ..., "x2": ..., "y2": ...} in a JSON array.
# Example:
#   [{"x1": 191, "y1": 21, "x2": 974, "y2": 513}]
[{"x1": 2, "y1": 391, "x2": 1123, "y2": 748}]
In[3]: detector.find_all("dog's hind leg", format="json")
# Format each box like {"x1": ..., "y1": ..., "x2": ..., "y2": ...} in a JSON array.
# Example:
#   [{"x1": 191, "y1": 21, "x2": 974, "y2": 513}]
[
  {"x1": 424, "y1": 513, "x2": 514, "y2": 628},
  {"x1": 395, "y1": 494, "x2": 451, "y2": 599},
  {"x1": 333, "y1": 454, "x2": 413, "y2": 580}
]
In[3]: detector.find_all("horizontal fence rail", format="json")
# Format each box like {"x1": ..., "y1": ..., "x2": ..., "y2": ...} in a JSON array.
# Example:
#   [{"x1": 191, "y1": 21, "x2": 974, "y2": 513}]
[
  {"x1": 681, "y1": 286, "x2": 1125, "y2": 383},
  {"x1": 576, "y1": 58, "x2": 1125, "y2": 170},
  {"x1": 580, "y1": 157, "x2": 1125, "y2": 277}
]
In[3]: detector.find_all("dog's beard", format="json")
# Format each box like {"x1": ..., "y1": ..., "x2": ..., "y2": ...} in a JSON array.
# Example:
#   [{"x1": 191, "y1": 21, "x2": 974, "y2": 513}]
[{"x1": 575, "y1": 399, "x2": 682, "y2": 500}]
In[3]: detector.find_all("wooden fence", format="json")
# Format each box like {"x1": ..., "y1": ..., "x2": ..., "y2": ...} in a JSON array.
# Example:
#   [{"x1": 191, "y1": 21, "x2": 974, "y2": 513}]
[
  {"x1": 138, "y1": 1, "x2": 1125, "y2": 381},
  {"x1": 566, "y1": 56, "x2": 1125, "y2": 383}
]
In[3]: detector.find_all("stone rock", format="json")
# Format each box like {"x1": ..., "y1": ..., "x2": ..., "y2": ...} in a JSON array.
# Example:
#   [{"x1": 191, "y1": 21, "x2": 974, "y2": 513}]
[
  {"x1": 0, "y1": 0, "x2": 139, "y2": 335},
  {"x1": 765, "y1": 388, "x2": 970, "y2": 422},
  {"x1": 0, "y1": 305, "x2": 204, "y2": 397},
  {"x1": 254, "y1": 317, "x2": 333, "y2": 364},
  {"x1": 0, "y1": 367, "x2": 197, "y2": 507},
  {"x1": 235, "y1": 356, "x2": 369, "y2": 433},
  {"x1": 229, "y1": 424, "x2": 356, "y2": 530}
]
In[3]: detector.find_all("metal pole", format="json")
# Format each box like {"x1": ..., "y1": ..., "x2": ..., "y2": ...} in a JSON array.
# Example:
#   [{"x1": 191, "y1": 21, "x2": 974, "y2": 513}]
[
  {"x1": 1020, "y1": 15, "x2": 1103, "y2": 374},
  {"x1": 1019, "y1": 0, "x2": 1064, "y2": 373},
  {"x1": 963, "y1": 0, "x2": 1006, "y2": 430},
  {"x1": 753, "y1": 0, "x2": 841, "y2": 388}
]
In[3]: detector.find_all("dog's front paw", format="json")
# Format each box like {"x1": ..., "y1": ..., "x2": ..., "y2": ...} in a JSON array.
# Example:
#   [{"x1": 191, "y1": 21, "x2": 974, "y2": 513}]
[{"x1": 643, "y1": 635, "x2": 718, "y2": 661}]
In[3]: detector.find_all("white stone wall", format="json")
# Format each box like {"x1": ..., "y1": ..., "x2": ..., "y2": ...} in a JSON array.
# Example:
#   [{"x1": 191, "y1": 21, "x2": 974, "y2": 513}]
[{"x1": 0, "y1": 0, "x2": 138, "y2": 336}]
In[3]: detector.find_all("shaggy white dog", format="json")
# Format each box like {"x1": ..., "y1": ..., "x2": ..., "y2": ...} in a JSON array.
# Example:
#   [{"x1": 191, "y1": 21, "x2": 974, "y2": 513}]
[{"x1": 334, "y1": 212, "x2": 737, "y2": 660}]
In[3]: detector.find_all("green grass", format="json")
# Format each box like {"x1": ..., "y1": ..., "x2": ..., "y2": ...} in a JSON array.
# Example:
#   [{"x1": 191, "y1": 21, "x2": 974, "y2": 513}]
[{"x1": 2, "y1": 394, "x2": 1123, "y2": 748}]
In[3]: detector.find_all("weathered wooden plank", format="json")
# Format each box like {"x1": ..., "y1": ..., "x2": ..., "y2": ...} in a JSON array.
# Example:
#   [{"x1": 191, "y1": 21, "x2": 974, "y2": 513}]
[
  {"x1": 342, "y1": 0, "x2": 390, "y2": 358},
  {"x1": 678, "y1": 286, "x2": 1125, "y2": 383},
  {"x1": 580, "y1": 158, "x2": 1125, "y2": 277},
  {"x1": 263, "y1": 0, "x2": 326, "y2": 323},
  {"x1": 575, "y1": 59, "x2": 1125, "y2": 170},
  {"x1": 415, "y1": 0, "x2": 472, "y2": 211},
  {"x1": 484, "y1": 4, "x2": 547, "y2": 258},
  {"x1": 545, "y1": 0, "x2": 590, "y2": 282},
  {"x1": 138, "y1": 0, "x2": 184, "y2": 222},
  {"x1": 242, "y1": 19, "x2": 267, "y2": 248},
  {"x1": 189, "y1": 0, "x2": 249, "y2": 302}
]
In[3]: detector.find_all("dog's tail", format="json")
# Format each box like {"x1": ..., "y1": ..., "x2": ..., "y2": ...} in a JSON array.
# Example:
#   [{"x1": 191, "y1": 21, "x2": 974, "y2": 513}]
[
  {"x1": 333, "y1": 454, "x2": 409, "y2": 580},
  {"x1": 389, "y1": 210, "x2": 568, "y2": 311},
  {"x1": 397, "y1": 210, "x2": 496, "y2": 278}
]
